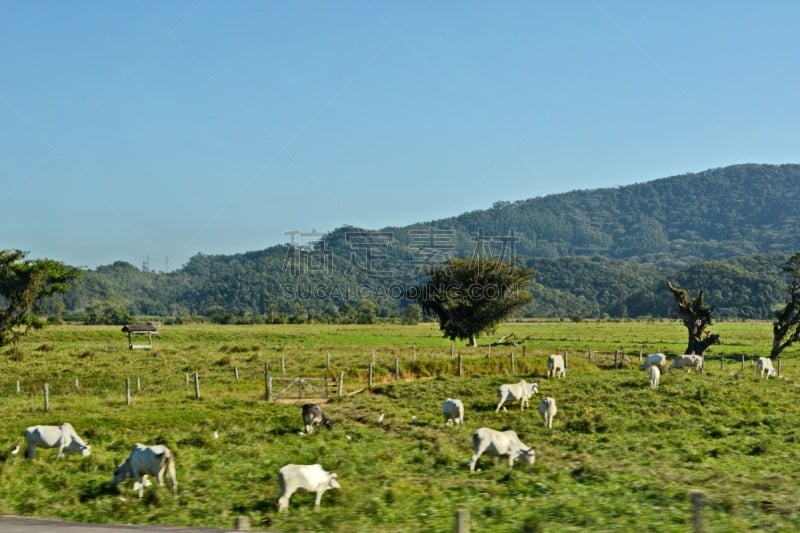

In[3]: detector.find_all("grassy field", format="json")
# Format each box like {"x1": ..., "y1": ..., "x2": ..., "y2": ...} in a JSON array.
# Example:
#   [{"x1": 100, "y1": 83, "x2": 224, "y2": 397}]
[{"x1": 0, "y1": 320, "x2": 798, "y2": 532}]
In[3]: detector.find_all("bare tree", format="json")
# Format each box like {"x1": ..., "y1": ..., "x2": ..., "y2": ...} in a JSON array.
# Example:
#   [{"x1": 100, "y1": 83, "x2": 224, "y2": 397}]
[{"x1": 667, "y1": 281, "x2": 720, "y2": 356}]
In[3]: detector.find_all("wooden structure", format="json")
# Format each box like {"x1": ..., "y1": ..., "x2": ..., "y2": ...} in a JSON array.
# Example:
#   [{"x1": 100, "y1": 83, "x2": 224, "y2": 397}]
[
  {"x1": 121, "y1": 323, "x2": 159, "y2": 350},
  {"x1": 266, "y1": 372, "x2": 344, "y2": 402}
]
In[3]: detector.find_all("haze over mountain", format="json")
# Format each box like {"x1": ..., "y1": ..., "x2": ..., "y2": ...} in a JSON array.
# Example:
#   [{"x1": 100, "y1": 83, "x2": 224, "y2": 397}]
[{"x1": 57, "y1": 164, "x2": 799, "y2": 322}]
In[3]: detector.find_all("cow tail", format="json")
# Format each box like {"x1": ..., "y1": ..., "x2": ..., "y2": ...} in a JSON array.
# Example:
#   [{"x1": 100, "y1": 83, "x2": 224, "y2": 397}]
[{"x1": 164, "y1": 450, "x2": 178, "y2": 496}]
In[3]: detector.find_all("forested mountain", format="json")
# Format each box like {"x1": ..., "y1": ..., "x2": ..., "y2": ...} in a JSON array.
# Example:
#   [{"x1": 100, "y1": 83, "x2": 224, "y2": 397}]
[{"x1": 54, "y1": 164, "x2": 800, "y2": 322}]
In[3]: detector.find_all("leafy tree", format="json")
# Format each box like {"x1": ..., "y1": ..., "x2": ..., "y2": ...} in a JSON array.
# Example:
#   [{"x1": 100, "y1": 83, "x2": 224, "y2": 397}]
[
  {"x1": 356, "y1": 299, "x2": 377, "y2": 324},
  {"x1": 667, "y1": 281, "x2": 720, "y2": 355},
  {"x1": 770, "y1": 252, "x2": 800, "y2": 359},
  {"x1": 409, "y1": 257, "x2": 534, "y2": 347},
  {"x1": 0, "y1": 250, "x2": 81, "y2": 347}
]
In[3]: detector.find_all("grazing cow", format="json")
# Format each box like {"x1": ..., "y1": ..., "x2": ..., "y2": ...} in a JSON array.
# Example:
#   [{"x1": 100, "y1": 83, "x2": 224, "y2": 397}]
[
  {"x1": 112, "y1": 443, "x2": 178, "y2": 498},
  {"x1": 756, "y1": 357, "x2": 777, "y2": 379},
  {"x1": 537, "y1": 397, "x2": 557, "y2": 429},
  {"x1": 23, "y1": 423, "x2": 91, "y2": 459},
  {"x1": 547, "y1": 354, "x2": 566, "y2": 378},
  {"x1": 301, "y1": 403, "x2": 333, "y2": 434},
  {"x1": 496, "y1": 380, "x2": 539, "y2": 412},
  {"x1": 640, "y1": 353, "x2": 667, "y2": 371},
  {"x1": 278, "y1": 463, "x2": 340, "y2": 512},
  {"x1": 442, "y1": 398, "x2": 465, "y2": 427},
  {"x1": 669, "y1": 354, "x2": 704, "y2": 374},
  {"x1": 649, "y1": 365, "x2": 661, "y2": 389},
  {"x1": 470, "y1": 427, "x2": 535, "y2": 472}
]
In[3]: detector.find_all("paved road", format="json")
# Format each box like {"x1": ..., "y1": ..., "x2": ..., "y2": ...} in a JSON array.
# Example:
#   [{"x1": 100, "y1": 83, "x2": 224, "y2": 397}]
[{"x1": 0, "y1": 516, "x2": 250, "y2": 533}]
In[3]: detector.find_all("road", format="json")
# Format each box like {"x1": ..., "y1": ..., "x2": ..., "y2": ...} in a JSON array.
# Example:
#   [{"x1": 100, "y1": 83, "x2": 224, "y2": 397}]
[{"x1": 0, "y1": 516, "x2": 256, "y2": 533}]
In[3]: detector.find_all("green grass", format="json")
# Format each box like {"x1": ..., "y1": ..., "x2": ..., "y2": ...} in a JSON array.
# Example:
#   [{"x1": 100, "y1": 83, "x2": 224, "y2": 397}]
[{"x1": 0, "y1": 321, "x2": 798, "y2": 532}]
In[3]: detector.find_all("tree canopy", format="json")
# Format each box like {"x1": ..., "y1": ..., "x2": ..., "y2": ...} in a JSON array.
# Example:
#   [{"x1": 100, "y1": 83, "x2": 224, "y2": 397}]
[
  {"x1": 408, "y1": 257, "x2": 534, "y2": 346},
  {"x1": 0, "y1": 250, "x2": 82, "y2": 347},
  {"x1": 770, "y1": 252, "x2": 800, "y2": 359}
]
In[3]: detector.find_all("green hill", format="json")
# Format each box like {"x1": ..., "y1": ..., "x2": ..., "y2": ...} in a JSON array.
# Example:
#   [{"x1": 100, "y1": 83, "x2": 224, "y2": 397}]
[{"x1": 56, "y1": 164, "x2": 800, "y2": 321}]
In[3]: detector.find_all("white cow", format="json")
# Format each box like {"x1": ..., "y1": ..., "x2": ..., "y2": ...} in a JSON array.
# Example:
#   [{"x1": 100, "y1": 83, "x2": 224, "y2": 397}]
[
  {"x1": 547, "y1": 354, "x2": 566, "y2": 378},
  {"x1": 470, "y1": 427, "x2": 535, "y2": 472},
  {"x1": 496, "y1": 380, "x2": 538, "y2": 412},
  {"x1": 756, "y1": 357, "x2": 777, "y2": 379},
  {"x1": 278, "y1": 463, "x2": 340, "y2": 512},
  {"x1": 649, "y1": 365, "x2": 661, "y2": 389},
  {"x1": 442, "y1": 398, "x2": 464, "y2": 427},
  {"x1": 302, "y1": 403, "x2": 333, "y2": 434},
  {"x1": 537, "y1": 397, "x2": 557, "y2": 429},
  {"x1": 669, "y1": 354, "x2": 704, "y2": 374},
  {"x1": 640, "y1": 353, "x2": 667, "y2": 371},
  {"x1": 112, "y1": 443, "x2": 178, "y2": 498},
  {"x1": 23, "y1": 423, "x2": 91, "y2": 459}
]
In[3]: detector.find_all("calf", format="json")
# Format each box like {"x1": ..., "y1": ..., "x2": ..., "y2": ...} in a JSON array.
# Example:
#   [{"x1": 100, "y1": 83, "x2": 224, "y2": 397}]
[
  {"x1": 496, "y1": 380, "x2": 539, "y2": 412},
  {"x1": 649, "y1": 365, "x2": 661, "y2": 389},
  {"x1": 23, "y1": 423, "x2": 91, "y2": 459},
  {"x1": 547, "y1": 354, "x2": 566, "y2": 378},
  {"x1": 278, "y1": 463, "x2": 340, "y2": 512},
  {"x1": 470, "y1": 427, "x2": 535, "y2": 472},
  {"x1": 669, "y1": 354, "x2": 704, "y2": 374},
  {"x1": 640, "y1": 353, "x2": 667, "y2": 371},
  {"x1": 756, "y1": 357, "x2": 777, "y2": 379},
  {"x1": 301, "y1": 403, "x2": 333, "y2": 434},
  {"x1": 112, "y1": 443, "x2": 178, "y2": 498},
  {"x1": 537, "y1": 397, "x2": 557, "y2": 429},
  {"x1": 442, "y1": 398, "x2": 464, "y2": 427}
]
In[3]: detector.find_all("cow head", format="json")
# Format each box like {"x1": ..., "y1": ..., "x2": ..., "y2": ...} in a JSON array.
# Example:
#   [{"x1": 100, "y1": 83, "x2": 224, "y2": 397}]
[
  {"x1": 328, "y1": 472, "x2": 341, "y2": 490},
  {"x1": 322, "y1": 417, "x2": 334, "y2": 431},
  {"x1": 530, "y1": 382, "x2": 539, "y2": 395},
  {"x1": 111, "y1": 461, "x2": 131, "y2": 486},
  {"x1": 518, "y1": 448, "x2": 536, "y2": 466}
]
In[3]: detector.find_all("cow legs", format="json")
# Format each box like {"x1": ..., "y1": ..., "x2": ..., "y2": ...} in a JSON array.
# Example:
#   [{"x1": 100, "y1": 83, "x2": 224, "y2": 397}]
[
  {"x1": 495, "y1": 396, "x2": 507, "y2": 412},
  {"x1": 314, "y1": 490, "x2": 324, "y2": 509},
  {"x1": 469, "y1": 449, "x2": 485, "y2": 472}
]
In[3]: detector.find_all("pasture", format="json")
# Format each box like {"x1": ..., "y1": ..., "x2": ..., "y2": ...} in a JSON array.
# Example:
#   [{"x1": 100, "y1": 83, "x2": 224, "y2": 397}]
[{"x1": 0, "y1": 320, "x2": 798, "y2": 532}]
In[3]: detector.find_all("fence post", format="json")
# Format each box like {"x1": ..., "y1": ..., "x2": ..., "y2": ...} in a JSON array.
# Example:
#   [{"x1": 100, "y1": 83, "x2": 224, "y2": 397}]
[
  {"x1": 185, "y1": 373, "x2": 189, "y2": 385},
  {"x1": 16, "y1": 380, "x2": 20, "y2": 393},
  {"x1": 327, "y1": 352, "x2": 331, "y2": 371},
  {"x1": 451, "y1": 342, "x2": 455, "y2": 359},
  {"x1": 74, "y1": 378, "x2": 79, "y2": 390},
  {"x1": 522, "y1": 345, "x2": 526, "y2": 357},
  {"x1": 741, "y1": 355, "x2": 745, "y2": 371},
  {"x1": 455, "y1": 508, "x2": 470, "y2": 533},
  {"x1": 564, "y1": 351, "x2": 568, "y2": 369},
  {"x1": 487, "y1": 345, "x2": 491, "y2": 357},
  {"x1": 614, "y1": 350, "x2": 618, "y2": 369},
  {"x1": 266, "y1": 370, "x2": 272, "y2": 401},
  {"x1": 368, "y1": 362, "x2": 374, "y2": 390},
  {"x1": 264, "y1": 362, "x2": 270, "y2": 400},
  {"x1": 136, "y1": 376, "x2": 141, "y2": 392},
  {"x1": 234, "y1": 367, "x2": 239, "y2": 382},
  {"x1": 194, "y1": 372, "x2": 201, "y2": 400},
  {"x1": 338, "y1": 370, "x2": 344, "y2": 396},
  {"x1": 510, "y1": 351, "x2": 515, "y2": 374},
  {"x1": 639, "y1": 348, "x2": 643, "y2": 362},
  {"x1": 43, "y1": 382, "x2": 49, "y2": 412},
  {"x1": 395, "y1": 358, "x2": 400, "y2": 382},
  {"x1": 372, "y1": 349, "x2": 376, "y2": 365},
  {"x1": 458, "y1": 353, "x2": 463, "y2": 378},
  {"x1": 690, "y1": 490, "x2": 704, "y2": 532},
  {"x1": 125, "y1": 377, "x2": 131, "y2": 406},
  {"x1": 281, "y1": 356, "x2": 286, "y2": 376}
]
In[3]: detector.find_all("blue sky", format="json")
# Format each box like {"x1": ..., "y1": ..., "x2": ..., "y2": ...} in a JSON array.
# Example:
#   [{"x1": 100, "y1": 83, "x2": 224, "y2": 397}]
[{"x1": 2, "y1": 1, "x2": 798, "y2": 271}]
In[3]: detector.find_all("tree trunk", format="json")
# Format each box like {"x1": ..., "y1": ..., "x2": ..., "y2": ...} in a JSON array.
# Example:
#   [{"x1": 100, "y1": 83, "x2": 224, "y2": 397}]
[{"x1": 468, "y1": 333, "x2": 477, "y2": 347}]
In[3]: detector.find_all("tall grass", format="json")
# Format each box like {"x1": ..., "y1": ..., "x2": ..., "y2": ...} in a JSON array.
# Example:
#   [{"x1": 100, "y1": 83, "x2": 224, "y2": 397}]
[{"x1": 0, "y1": 321, "x2": 797, "y2": 531}]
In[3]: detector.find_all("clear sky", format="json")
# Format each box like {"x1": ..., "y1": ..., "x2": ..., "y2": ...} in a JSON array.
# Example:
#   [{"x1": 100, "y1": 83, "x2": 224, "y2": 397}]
[{"x1": 2, "y1": 1, "x2": 798, "y2": 271}]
